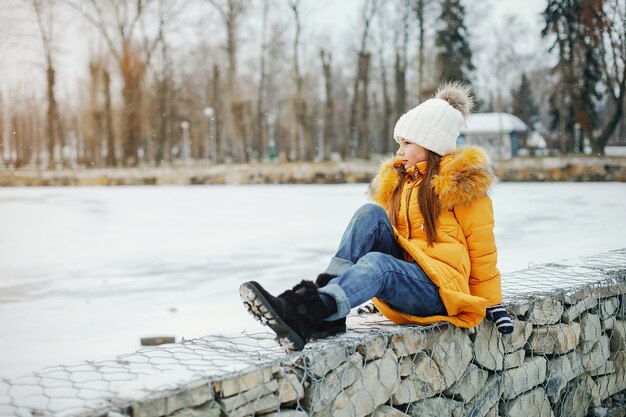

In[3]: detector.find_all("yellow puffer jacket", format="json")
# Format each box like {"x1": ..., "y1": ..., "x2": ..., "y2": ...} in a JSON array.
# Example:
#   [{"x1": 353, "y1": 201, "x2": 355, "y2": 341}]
[{"x1": 369, "y1": 146, "x2": 501, "y2": 328}]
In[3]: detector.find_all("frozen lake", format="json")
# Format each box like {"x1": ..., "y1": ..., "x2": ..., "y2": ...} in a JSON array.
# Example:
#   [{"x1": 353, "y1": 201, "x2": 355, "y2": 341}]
[{"x1": 1, "y1": 183, "x2": 626, "y2": 378}]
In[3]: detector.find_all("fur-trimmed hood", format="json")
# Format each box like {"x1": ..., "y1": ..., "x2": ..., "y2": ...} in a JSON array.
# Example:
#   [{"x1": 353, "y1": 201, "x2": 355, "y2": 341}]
[{"x1": 370, "y1": 146, "x2": 496, "y2": 209}]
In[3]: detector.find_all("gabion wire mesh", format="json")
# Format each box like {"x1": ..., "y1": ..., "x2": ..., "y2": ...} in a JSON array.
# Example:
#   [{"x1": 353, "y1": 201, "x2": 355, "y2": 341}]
[{"x1": 1, "y1": 249, "x2": 625, "y2": 417}]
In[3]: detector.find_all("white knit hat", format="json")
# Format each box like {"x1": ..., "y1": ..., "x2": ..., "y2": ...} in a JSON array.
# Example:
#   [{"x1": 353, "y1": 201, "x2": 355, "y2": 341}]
[{"x1": 393, "y1": 82, "x2": 475, "y2": 156}]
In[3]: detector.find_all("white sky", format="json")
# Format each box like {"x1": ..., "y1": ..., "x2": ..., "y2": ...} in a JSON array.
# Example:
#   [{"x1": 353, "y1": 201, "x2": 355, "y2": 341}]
[{"x1": 0, "y1": 0, "x2": 547, "y2": 105}]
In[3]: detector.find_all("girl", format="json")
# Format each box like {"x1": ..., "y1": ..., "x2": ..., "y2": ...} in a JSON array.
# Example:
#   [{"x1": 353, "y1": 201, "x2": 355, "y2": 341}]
[{"x1": 240, "y1": 82, "x2": 513, "y2": 352}]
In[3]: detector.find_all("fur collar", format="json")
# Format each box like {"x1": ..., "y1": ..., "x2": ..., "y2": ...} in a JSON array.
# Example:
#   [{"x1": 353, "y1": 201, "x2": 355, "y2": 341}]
[{"x1": 370, "y1": 146, "x2": 496, "y2": 209}]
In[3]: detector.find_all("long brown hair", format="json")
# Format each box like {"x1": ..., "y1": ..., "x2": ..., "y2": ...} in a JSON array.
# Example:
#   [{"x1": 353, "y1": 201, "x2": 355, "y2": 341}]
[{"x1": 388, "y1": 150, "x2": 441, "y2": 246}]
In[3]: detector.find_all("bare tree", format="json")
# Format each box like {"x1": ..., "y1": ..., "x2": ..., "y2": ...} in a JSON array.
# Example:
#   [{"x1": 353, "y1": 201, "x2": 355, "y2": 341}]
[
  {"x1": 207, "y1": 0, "x2": 249, "y2": 162},
  {"x1": 255, "y1": 0, "x2": 270, "y2": 161},
  {"x1": 30, "y1": 0, "x2": 64, "y2": 169},
  {"x1": 394, "y1": 0, "x2": 410, "y2": 123},
  {"x1": 102, "y1": 67, "x2": 117, "y2": 166},
  {"x1": 148, "y1": 0, "x2": 186, "y2": 165},
  {"x1": 374, "y1": 2, "x2": 393, "y2": 155},
  {"x1": 66, "y1": 0, "x2": 166, "y2": 167},
  {"x1": 350, "y1": 0, "x2": 378, "y2": 160},
  {"x1": 287, "y1": 0, "x2": 314, "y2": 160},
  {"x1": 320, "y1": 49, "x2": 335, "y2": 160},
  {"x1": 86, "y1": 57, "x2": 105, "y2": 167}
]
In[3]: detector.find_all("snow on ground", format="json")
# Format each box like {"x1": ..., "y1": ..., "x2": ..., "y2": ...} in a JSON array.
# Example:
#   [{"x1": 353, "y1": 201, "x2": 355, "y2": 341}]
[{"x1": 0, "y1": 182, "x2": 625, "y2": 379}]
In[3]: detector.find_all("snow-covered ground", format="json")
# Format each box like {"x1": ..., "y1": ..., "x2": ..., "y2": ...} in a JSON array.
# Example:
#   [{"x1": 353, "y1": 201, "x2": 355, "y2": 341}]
[{"x1": 1, "y1": 183, "x2": 625, "y2": 379}]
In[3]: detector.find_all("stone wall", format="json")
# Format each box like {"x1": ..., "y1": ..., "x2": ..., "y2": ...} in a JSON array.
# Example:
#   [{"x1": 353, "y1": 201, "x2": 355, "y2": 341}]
[
  {"x1": 0, "y1": 155, "x2": 625, "y2": 186},
  {"x1": 1, "y1": 250, "x2": 625, "y2": 417}
]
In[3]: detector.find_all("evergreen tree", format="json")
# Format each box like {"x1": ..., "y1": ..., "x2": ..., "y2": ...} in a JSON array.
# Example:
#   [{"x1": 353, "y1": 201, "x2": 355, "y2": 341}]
[
  {"x1": 542, "y1": 0, "x2": 615, "y2": 154},
  {"x1": 573, "y1": 0, "x2": 603, "y2": 153},
  {"x1": 542, "y1": 0, "x2": 579, "y2": 153},
  {"x1": 511, "y1": 73, "x2": 539, "y2": 129},
  {"x1": 435, "y1": 0, "x2": 474, "y2": 85}
]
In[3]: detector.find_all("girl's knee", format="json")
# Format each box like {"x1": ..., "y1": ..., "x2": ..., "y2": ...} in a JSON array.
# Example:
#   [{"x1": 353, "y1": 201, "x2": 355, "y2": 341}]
[
  {"x1": 355, "y1": 203, "x2": 387, "y2": 222},
  {"x1": 358, "y1": 252, "x2": 390, "y2": 270}
]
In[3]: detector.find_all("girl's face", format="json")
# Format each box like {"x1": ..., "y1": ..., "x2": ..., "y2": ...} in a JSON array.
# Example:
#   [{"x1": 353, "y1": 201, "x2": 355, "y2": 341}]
[{"x1": 396, "y1": 138, "x2": 428, "y2": 168}]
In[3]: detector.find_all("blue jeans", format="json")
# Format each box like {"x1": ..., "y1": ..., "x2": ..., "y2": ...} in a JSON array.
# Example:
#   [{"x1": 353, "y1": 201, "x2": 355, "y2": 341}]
[{"x1": 318, "y1": 204, "x2": 446, "y2": 320}]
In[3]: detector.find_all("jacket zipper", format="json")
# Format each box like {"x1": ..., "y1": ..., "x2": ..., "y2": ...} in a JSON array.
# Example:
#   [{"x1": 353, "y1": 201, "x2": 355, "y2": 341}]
[{"x1": 405, "y1": 181, "x2": 414, "y2": 239}]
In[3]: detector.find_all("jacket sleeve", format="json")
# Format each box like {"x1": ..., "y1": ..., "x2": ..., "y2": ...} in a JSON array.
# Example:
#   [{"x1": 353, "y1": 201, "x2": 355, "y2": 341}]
[{"x1": 453, "y1": 195, "x2": 502, "y2": 306}]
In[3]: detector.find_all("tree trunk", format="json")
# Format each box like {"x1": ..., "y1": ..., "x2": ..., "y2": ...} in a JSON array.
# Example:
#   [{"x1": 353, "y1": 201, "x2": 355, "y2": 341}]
[
  {"x1": 358, "y1": 52, "x2": 371, "y2": 160},
  {"x1": 254, "y1": 0, "x2": 269, "y2": 161},
  {"x1": 103, "y1": 69, "x2": 117, "y2": 167},
  {"x1": 395, "y1": 52, "x2": 407, "y2": 119},
  {"x1": 416, "y1": 0, "x2": 425, "y2": 103},
  {"x1": 591, "y1": 91, "x2": 625, "y2": 155},
  {"x1": 212, "y1": 64, "x2": 224, "y2": 163},
  {"x1": 290, "y1": 0, "x2": 312, "y2": 161},
  {"x1": 120, "y1": 45, "x2": 145, "y2": 167},
  {"x1": 320, "y1": 49, "x2": 335, "y2": 161},
  {"x1": 380, "y1": 53, "x2": 392, "y2": 155},
  {"x1": 46, "y1": 66, "x2": 57, "y2": 169},
  {"x1": 0, "y1": 91, "x2": 4, "y2": 166}
]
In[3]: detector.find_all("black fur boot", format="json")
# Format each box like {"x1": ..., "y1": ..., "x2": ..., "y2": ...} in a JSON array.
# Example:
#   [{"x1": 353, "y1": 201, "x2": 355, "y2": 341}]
[
  {"x1": 311, "y1": 273, "x2": 347, "y2": 339},
  {"x1": 239, "y1": 280, "x2": 327, "y2": 351}
]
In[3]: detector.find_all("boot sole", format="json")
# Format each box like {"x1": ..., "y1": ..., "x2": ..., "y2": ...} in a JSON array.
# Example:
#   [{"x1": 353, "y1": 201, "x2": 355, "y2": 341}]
[{"x1": 239, "y1": 282, "x2": 305, "y2": 352}]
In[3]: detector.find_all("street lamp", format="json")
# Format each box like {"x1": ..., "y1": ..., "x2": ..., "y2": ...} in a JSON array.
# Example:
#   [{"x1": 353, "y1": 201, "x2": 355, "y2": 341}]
[
  {"x1": 203, "y1": 107, "x2": 216, "y2": 163},
  {"x1": 181, "y1": 120, "x2": 190, "y2": 163}
]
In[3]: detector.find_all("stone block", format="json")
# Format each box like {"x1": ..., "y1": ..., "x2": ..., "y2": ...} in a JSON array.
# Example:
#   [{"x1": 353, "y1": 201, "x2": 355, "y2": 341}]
[
  {"x1": 429, "y1": 327, "x2": 473, "y2": 388},
  {"x1": 228, "y1": 393, "x2": 279, "y2": 417},
  {"x1": 372, "y1": 404, "x2": 411, "y2": 416},
  {"x1": 356, "y1": 335, "x2": 388, "y2": 360},
  {"x1": 217, "y1": 365, "x2": 276, "y2": 397},
  {"x1": 617, "y1": 293, "x2": 626, "y2": 319},
  {"x1": 473, "y1": 321, "x2": 505, "y2": 371},
  {"x1": 169, "y1": 402, "x2": 221, "y2": 417},
  {"x1": 580, "y1": 313, "x2": 602, "y2": 353},
  {"x1": 526, "y1": 298, "x2": 564, "y2": 325},
  {"x1": 583, "y1": 335, "x2": 611, "y2": 372},
  {"x1": 443, "y1": 363, "x2": 488, "y2": 404},
  {"x1": 276, "y1": 372, "x2": 304, "y2": 404},
  {"x1": 392, "y1": 352, "x2": 446, "y2": 405},
  {"x1": 306, "y1": 344, "x2": 348, "y2": 378},
  {"x1": 502, "y1": 320, "x2": 532, "y2": 352},
  {"x1": 508, "y1": 301, "x2": 529, "y2": 318},
  {"x1": 219, "y1": 380, "x2": 278, "y2": 413},
  {"x1": 612, "y1": 351, "x2": 626, "y2": 372},
  {"x1": 332, "y1": 351, "x2": 399, "y2": 417},
  {"x1": 499, "y1": 387, "x2": 553, "y2": 417},
  {"x1": 164, "y1": 380, "x2": 213, "y2": 415},
  {"x1": 609, "y1": 320, "x2": 626, "y2": 352},
  {"x1": 603, "y1": 317, "x2": 616, "y2": 331},
  {"x1": 406, "y1": 396, "x2": 464, "y2": 417},
  {"x1": 463, "y1": 374, "x2": 503, "y2": 417},
  {"x1": 264, "y1": 411, "x2": 308, "y2": 417},
  {"x1": 399, "y1": 356, "x2": 413, "y2": 377},
  {"x1": 588, "y1": 360, "x2": 615, "y2": 377},
  {"x1": 593, "y1": 370, "x2": 626, "y2": 403},
  {"x1": 561, "y1": 296, "x2": 598, "y2": 323},
  {"x1": 131, "y1": 397, "x2": 167, "y2": 417},
  {"x1": 129, "y1": 380, "x2": 215, "y2": 417},
  {"x1": 502, "y1": 356, "x2": 547, "y2": 400},
  {"x1": 484, "y1": 404, "x2": 498, "y2": 417},
  {"x1": 305, "y1": 352, "x2": 362, "y2": 410},
  {"x1": 598, "y1": 296, "x2": 620, "y2": 320},
  {"x1": 557, "y1": 375, "x2": 598, "y2": 417},
  {"x1": 391, "y1": 330, "x2": 429, "y2": 357},
  {"x1": 545, "y1": 350, "x2": 585, "y2": 402},
  {"x1": 526, "y1": 322, "x2": 581, "y2": 355},
  {"x1": 503, "y1": 349, "x2": 526, "y2": 370}
]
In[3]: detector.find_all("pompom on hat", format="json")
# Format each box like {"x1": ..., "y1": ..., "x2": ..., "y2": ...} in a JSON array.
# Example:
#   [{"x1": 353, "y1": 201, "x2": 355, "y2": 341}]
[{"x1": 393, "y1": 81, "x2": 475, "y2": 156}]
